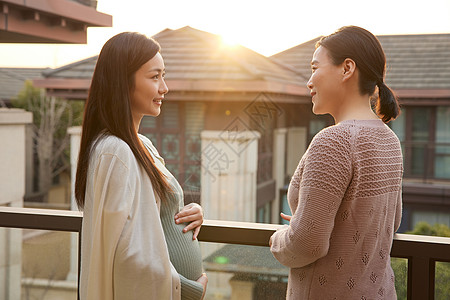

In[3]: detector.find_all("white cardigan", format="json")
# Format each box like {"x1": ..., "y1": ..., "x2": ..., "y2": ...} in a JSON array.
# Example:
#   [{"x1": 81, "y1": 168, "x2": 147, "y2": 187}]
[{"x1": 80, "y1": 134, "x2": 181, "y2": 300}]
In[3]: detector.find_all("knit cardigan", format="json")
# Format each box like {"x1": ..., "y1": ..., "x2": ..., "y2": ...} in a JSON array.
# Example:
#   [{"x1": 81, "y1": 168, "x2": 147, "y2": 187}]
[{"x1": 270, "y1": 119, "x2": 403, "y2": 300}]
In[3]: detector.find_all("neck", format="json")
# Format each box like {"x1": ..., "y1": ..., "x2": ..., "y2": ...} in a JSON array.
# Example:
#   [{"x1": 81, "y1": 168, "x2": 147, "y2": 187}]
[
  {"x1": 332, "y1": 94, "x2": 379, "y2": 124},
  {"x1": 133, "y1": 114, "x2": 142, "y2": 134}
]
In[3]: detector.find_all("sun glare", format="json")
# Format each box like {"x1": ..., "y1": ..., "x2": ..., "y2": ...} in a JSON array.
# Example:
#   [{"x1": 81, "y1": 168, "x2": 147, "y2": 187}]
[{"x1": 220, "y1": 34, "x2": 239, "y2": 47}]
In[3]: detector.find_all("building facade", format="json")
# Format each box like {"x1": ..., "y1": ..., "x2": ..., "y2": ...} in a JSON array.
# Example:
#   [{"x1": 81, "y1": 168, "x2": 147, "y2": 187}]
[{"x1": 272, "y1": 33, "x2": 450, "y2": 231}]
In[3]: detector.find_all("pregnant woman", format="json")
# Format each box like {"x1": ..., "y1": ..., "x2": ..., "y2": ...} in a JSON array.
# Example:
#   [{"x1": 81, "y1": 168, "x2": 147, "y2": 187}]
[{"x1": 74, "y1": 31, "x2": 207, "y2": 300}]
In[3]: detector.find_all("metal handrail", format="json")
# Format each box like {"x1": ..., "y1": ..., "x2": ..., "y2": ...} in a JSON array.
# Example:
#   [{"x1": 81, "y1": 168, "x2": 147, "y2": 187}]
[{"x1": 1, "y1": 206, "x2": 450, "y2": 300}]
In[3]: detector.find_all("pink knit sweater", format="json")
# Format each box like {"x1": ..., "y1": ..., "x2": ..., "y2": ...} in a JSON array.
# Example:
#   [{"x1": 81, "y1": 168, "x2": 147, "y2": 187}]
[{"x1": 270, "y1": 119, "x2": 403, "y2": 300}]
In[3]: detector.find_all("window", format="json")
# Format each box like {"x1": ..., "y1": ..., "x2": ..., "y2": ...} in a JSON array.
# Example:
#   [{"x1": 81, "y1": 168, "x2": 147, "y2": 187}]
[
  {"x1": 390, "y1": 106, "x2": 450, "y2": 181},
  {"x1": 140, "y1": 102, "x2": 204, "y2": 203},
  {"x1": 435, "y1": 107, "x2": 450, "y2": 179}
]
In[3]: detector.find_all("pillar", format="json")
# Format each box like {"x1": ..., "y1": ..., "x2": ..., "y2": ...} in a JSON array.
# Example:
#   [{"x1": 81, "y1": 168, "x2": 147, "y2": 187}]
[
  {"x1": 67, "y1": 126, "x2": 81, "y2": 282},
  {"x1": 272, "y1": 128, "x2": 287, "y2": 224},
  {"x1": 200, "y1": 130, "x2": 260, "y2": 223},
  {"x1": 0, "y1": 108, "x2": 32, "y2": 300},
  {"x1": 286, "y1": 127, "x2": 307, "y2": 177}
]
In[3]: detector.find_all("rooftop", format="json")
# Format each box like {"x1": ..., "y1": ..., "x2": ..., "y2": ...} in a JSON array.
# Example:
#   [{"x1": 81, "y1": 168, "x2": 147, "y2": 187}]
[
  {"x1": 271, "y1": 33, "x2": 450, "y2": 92},
  {"x1": 33, "y1": 26, "x2": 309, "y2": 98},
  {"x1": 0, "y1": 67, "x2": 45, "y2": 104},
  {"x1": 0, "y1": 0, "x2": 112, "y2": 43}
]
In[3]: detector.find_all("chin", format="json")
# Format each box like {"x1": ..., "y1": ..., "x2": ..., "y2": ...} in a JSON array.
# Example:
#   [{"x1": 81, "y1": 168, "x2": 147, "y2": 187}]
[
  {"x1": 148, "y1": 108, "x2": 161, "y2": 117},
  {"x1": 312, "y1": 104, "x2": 321, "y2": 115}
]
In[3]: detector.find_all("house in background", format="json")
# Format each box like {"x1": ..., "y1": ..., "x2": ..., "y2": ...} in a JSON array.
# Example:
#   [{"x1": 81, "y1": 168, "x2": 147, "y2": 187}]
[
  {"x1": 0, "y1": 68, "x2": 44, "y2": 107},
  {"x1": 271, "y1": 33, "x2": 450, "y2": 231},
  {"x1": 34, "y1": 26, "x2": 320, "y2": 225},
  {"x1": 0, "y1": 68, "x2": 45, "y2": 208},
  {"x1": 0, "y1": 1, "x2": 111, "y2": 298},
  {"x1": 33, "y1": 28, "x2": 450, "y2": 232},
  {"x1": 0, "y1": 0, "x2": 111, "y2": 43},
  {"x1": 22, "y1": 27, "x2": 450, "y2": 300},
  {"x1": 35, "y1": 26, "x2": 316, "y2": 299}
]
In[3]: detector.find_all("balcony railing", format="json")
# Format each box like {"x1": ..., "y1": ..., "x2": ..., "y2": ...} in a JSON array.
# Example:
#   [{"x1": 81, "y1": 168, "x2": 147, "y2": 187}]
[{"x1": 1, "y1": 206, "x2": 450, "y2": 300}]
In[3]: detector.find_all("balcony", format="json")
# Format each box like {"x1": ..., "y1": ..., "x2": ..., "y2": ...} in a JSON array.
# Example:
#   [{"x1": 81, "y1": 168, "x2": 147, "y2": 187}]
[
  {"x1": 0, "y1": 0, "x2": 112, "y2": 43},
  {"x1": 1, "y1": 206, "x2": 450, "y2": 300}
]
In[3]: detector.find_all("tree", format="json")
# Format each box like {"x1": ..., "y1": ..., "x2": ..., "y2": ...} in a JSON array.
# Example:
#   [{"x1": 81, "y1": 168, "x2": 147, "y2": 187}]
[{"x1": 12, "y1": 81, "x2": 84, "y2": 201}]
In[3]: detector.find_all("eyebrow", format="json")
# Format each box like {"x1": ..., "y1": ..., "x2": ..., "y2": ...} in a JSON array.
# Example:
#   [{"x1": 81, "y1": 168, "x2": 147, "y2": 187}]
[{"x1": 147, "y1": 68, "x2": 165, "y2": 73}]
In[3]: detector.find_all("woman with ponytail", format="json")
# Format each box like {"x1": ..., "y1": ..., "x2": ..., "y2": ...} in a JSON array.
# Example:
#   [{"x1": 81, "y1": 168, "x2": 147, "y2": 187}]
[
  {"x1": 270, "y1": 26, "x2": 403, "y2": 299},
  {"x1": 76, "y1": 32, "x2": 207, "y2": 300}
]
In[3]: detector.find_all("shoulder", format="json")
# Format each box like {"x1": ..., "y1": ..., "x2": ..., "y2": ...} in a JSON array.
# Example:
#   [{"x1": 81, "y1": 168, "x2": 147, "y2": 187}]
[
  {"x1": 138, "y1": 134, "x2": 165, "y2": 163},
  {"x1": 309, "y1": 123, "x2": 354, "y2": 153},
  {"x1": 92, "y1": 135, "x2": 136, "y2": 168}
]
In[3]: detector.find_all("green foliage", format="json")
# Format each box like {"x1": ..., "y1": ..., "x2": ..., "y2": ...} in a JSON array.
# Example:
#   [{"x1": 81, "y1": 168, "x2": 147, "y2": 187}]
[
  {"x1": 391, "y1": 258, "x2": 407, "y2": 300},
  {"x1": 12, "y1": 81, "x2": 84, "y2": 131},
  {"x1": 406, "y1": 221, "x2": 450, "y2": 237},
  {"x1": 392, "y1": 222, "x2": 450, "y2": 299},
  {"x1": 12, "y1": 80, "x2": 42, "y2": 124},
  {"x1": 11, "y1": 80, "x2": 84, "y2": 194}
]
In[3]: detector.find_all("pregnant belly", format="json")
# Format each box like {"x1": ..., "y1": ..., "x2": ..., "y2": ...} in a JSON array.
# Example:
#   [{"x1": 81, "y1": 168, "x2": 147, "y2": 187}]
[{"x1": 164, "y1": 222, "x2": 203, "y2": 281}]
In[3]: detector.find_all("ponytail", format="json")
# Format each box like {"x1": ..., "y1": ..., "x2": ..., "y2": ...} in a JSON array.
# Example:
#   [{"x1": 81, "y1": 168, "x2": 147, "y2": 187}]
[
  {"x1": 317, "y1": 26, "x2": 402, "y2": 123},
  {"x1": 376, "y1": 81, "x2": 400, "y2": 123}
]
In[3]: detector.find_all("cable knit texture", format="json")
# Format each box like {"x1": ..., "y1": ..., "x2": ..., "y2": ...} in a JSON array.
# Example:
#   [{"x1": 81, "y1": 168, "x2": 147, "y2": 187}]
[{"x1": 270, "y1": 119, "x2": 403, "y2": 300}]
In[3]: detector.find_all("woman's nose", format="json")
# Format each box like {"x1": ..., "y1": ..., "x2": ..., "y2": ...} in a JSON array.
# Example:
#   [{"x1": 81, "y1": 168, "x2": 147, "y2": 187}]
[
  {"x1": 160, "y1": 79, "x2": 169, "y2": 95},
  {"x1": 307, "y1": 77, "x2": 313, "y2": 90}
]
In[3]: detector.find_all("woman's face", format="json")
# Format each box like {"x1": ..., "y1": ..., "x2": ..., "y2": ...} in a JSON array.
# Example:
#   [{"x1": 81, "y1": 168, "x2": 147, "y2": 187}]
[
  {"x1": 130, "y1": 52, "x2": 168, "y2": 121},
  {"x1": 307, "y1": 46, "x2": 343, "y2": 116}
]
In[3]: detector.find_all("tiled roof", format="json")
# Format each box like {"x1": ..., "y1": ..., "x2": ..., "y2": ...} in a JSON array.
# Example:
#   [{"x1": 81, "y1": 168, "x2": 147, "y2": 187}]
[
  {"x1": 154, "y1": 26, "x2": 306, "y2": 85},
  {"x1": 0, "y1": 68, "x2": 45, "y2": 102},
  {"x1": 42, "y1": 56, "x2": 97, "y2": 79},
  {"x1": 271, "y1": 33, "x2": 450, "y2": 90},
  {"x1": 42, "y1": 26, "x2": 306, "y2": 87}
]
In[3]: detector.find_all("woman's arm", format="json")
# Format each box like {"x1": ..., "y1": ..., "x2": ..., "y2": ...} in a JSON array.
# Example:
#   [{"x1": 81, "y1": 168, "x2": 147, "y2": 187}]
[
  {"x1": 179, "y1": 273, "x2": 207, "y2": 300},
  {"x1": 270, "y1": 128, "x2": 353, "y2": 268},
  {"x1": 82, "y1": 152, "x2": 134, "y2": 299}
]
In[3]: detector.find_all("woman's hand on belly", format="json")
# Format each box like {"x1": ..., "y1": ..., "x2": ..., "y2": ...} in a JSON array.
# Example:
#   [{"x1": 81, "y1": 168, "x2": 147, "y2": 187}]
[
  {"x1": 196, "y1": 273, "x2": 208, "y2": 300},
  {"x1": 174, "y1": 203, "x2": 203, "y2": 240}
]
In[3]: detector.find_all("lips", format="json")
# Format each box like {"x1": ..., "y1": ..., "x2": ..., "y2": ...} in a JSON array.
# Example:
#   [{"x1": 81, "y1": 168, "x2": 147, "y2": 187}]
[{"x1": 153, "y1": 98, "x2": 163, "y2": 104}]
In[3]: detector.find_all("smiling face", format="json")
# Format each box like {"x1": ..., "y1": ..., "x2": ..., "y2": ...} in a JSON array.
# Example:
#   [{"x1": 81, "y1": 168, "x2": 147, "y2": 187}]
[
  {"x1": 307, "y1": 46, "x2": 344, "y2": 117},
  {"x1": 130, "y1": 52, "x2": 168, "y2": 127}
]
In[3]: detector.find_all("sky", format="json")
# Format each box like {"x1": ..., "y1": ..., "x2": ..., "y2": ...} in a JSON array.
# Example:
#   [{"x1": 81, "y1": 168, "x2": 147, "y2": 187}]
[{"x1": 1, "y1": 0, "x2": 450, "y2": 68}]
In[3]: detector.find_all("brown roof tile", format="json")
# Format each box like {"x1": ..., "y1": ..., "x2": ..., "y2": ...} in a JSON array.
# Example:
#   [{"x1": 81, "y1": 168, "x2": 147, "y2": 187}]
[
  {"x1": 41, "y1": 26, "x2": 306, "y2": 91},
  {"x1": 271, "y1": 33, "x2": 450, "y2": 90},
  {"x1": 0, "y1": 68, "x2": 45, "y2": 103}
]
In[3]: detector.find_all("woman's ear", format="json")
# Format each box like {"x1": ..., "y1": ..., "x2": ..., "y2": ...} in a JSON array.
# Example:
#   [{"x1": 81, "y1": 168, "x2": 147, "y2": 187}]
[{"x1": 342, "y1": 58, "x2": 356, "y2": 82}]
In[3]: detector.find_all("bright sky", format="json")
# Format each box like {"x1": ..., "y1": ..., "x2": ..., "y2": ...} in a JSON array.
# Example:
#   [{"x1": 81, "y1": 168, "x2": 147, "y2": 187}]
[{"x1": 1, "y1": 0, "x2": 450, "y2": 68}]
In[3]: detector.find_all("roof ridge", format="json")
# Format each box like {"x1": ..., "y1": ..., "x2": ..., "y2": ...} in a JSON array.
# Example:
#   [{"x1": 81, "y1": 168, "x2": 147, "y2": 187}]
[
  {"x1": 43, "y1": 56, "x2": 98, "y2": 77},
  {"x1": 268, "y1": 56, "x2": 309, "y2": 81},
  {"x1": 159, "y1": 26, "x2": 264, "y2": 78},
  {"x1": 0, "y1": 68, "x2": 44, "y2": 81},
  {"x1": 271, "y1": 36, "x2": 322, "y2": 58}
]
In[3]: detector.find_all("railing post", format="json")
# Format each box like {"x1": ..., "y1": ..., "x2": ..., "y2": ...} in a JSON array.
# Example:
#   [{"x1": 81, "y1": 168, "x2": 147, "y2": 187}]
[{"x1": 407, "y1": 257, "x2": 435, "y2": 300}]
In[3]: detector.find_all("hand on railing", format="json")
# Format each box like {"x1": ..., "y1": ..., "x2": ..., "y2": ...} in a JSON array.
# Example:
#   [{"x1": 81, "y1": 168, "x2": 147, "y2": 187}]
[{"x1": 280, "y1": 212, "x2": 292, "y2": 223}]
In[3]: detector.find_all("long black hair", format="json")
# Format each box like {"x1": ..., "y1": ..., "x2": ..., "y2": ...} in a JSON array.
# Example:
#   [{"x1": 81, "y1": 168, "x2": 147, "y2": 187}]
[
  {"x1": 75, "y1": 32, "x2": 171, "y2": 209},
  {"x1": 317, "y1": 26, "x2": 400, "y2": 123}
]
